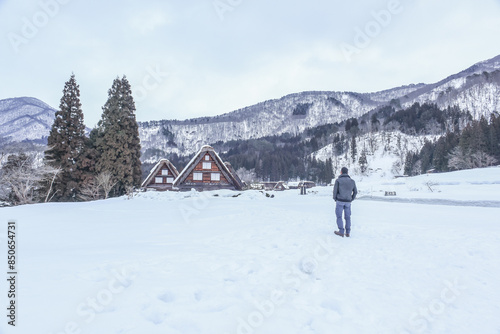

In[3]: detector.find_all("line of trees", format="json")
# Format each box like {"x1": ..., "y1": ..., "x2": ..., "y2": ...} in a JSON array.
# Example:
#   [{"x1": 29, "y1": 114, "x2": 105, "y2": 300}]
[
  {"x1": 0, "y1": 74, "x2": 142, "y2": 205},
  {"x1": 404, "y1": 113, "x2": 500, "y2": 175},
  {"x1": 210, "y1": 131, "x2": 337, "y2": 184}
]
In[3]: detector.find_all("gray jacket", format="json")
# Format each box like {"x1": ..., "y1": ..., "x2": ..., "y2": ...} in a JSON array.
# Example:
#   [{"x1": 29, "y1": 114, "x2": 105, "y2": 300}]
[{"x1": 333, "y1": 174, "x2": 357, "y2": 202}]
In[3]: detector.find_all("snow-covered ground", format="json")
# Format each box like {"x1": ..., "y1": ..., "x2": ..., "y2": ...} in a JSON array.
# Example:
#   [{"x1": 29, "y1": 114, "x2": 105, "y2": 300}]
[
  {"x1": 1, "y1": 168, "x2": 500, "y2": 334},
  {"x1": 357, "y1": 166, "x2": 500, "y2": 206}
]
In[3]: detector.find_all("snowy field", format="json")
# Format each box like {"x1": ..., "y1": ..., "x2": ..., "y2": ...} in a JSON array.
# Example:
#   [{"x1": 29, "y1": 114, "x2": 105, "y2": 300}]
[
  {"x1": 1, "y1": 168, "x2": 500, "y2": 334},
  {"x1": 357, "y1": 166, "x2": 500, "y2": 206}
]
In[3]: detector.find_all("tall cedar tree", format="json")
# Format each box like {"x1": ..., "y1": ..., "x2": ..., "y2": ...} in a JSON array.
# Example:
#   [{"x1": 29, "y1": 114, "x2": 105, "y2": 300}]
[
  {"x1": 45, "y1": 74, "x2": 87, "y2": 200},
  {"x1": 358, "y1": 150, "x2": 368, "y2": 174},
  {"x1": 95, "y1": 76, "x2": 142, "y2": 196},
  {"x1": 350, "y1": 136, "x2": 357, "y2": 163}
]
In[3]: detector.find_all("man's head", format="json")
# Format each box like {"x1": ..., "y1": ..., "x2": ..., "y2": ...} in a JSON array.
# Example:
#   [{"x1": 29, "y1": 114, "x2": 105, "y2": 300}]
[{"x1": 341, "y1": 167, "x2": 348, "y2": 175}]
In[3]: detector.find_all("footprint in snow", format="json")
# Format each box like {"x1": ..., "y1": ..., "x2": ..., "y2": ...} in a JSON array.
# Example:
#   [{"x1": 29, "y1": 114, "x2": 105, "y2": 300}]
[
  {"x1": 142, "y1": 307, "x2": 168, "y2": 325},
  {"x1": 194, "y1": 290, "x2": 202, "y2": 301},
  {"x1": 320, "y1": 299, "x2": 342, "y2": 314},
  {"x1": 300, "y1": 257, "x2": 318, "y2": 275},
  {"x1": 158, "y1": 291, "x2": 175, "y2": 303}
]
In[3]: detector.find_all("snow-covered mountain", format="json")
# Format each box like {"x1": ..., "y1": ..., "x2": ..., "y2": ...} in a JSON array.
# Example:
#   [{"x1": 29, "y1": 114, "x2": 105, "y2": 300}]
[
  {"x1": 140, "y1": 54, "x2": 500, "y2": 157},
  {"x1": 2, "y1": 54, "x2": 500, "y2": 157},
  {"x1": 398, "y1": 55, "x2": 500, "y2": 118},
  {"x1": 140, "y1": 91, "x2": 382, "y2": 158},
  {"x1": 0, "y1": 97, "x2": 56, "y2": 144}
]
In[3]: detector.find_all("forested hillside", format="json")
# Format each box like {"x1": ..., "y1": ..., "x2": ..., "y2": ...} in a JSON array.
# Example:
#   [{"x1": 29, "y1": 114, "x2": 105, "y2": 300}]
[{"x1": 141, "y1": 103, "x2": 497, "y2": 184}]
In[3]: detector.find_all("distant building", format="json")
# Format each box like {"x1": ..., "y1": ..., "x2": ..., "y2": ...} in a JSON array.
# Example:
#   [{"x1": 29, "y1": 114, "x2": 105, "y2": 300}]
[
  {"x1": 260, "y1": 181, "x2": 287, "y2": 191},
  {"x1": 141, "y1": 159, "x2": 179, "y2": 191},
  {"x1": 301, "y1": 181, "x2": 316, "y2": 188},
  {"x1": 173, "y1": 145, "x2": 244, "y2": 191},
  {"x1": 287, "y1": 181, "x2": 315, "y2": 189}
]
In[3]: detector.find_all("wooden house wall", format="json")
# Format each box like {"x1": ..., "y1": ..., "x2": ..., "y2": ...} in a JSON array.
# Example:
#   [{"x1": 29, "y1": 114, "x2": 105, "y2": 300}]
[
  {"x1": 148, "y1": 163, "x2": 177, "y2": 188},
  {"x1": 184, "y1": 154, "x2": 230, "y2": 184}
]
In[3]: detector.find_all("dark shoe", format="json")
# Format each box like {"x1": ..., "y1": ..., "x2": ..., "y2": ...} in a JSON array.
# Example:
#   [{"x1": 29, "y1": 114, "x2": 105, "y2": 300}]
[
  {"x1": 334, "y1": 231, "x2": 344, "y2": 237},
  {"x1": 345, "y1": 233, "x2": 350, "y2": 237}
]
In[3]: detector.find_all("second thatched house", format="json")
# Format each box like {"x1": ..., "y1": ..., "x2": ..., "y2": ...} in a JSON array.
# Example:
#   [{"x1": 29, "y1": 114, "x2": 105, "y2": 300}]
[
  {"x1": 173, "y1": 145, "x2": 244, "y2": 191},
  {"x1": 141, "y1": 159, "x2": 179, "y2": 191}
]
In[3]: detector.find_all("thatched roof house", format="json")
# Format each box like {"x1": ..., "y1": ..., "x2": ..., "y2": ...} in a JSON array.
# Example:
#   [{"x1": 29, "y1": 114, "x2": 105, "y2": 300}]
[
  {"x1": 142, "y1": 159, "x2": 179, "y2": 191},
  {"x1": 173, "y1": 145, "x2": 243, "y2": 191}
]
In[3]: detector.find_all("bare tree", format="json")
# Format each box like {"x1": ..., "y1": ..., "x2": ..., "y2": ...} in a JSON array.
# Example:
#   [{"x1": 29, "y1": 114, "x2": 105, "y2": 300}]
[
  {"x1": 0, "y1": 153, "x2": 60, "y2": 205},
  {"x1": 367, "y1": 133, "x2": 378, "y2": 155},
  {"x1": 44, "y1": 167, "x2": 61, "y2": 203},
  {"x1": 448, "y1": 147, "x2": 472, "y2": 170},
  {"x1": 96, "y1": 171, "x2": 117, "y2": 199},
  {"x1": 79, "y1": 177, "x2": 102, "y2": 201},
  {"x1": 448, "y1": 147, "x2": 498, "y2": 170},
  {"x1": 235, "y1": 167, "x2": 257, "y2": 184},
  {"x1": 125, "y1": 185, "x2": 135, "y2": 200},
  {"x1": 77, "y1": 171, "x2": 119, "y2": 201},
  {"x1": 471, "y1": 152, "x2": 498, "y2": 168}
]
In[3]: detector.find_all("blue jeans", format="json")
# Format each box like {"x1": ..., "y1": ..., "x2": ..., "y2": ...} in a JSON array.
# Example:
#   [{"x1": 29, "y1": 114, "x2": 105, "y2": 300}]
[{"x1": 335, "y1": 201, "x2": 351, "y2": 235}]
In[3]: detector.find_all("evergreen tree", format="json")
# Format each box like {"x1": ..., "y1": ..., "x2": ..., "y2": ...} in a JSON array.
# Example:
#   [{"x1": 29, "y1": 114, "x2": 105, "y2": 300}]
[
  {"x1": 95, "y1": 76, "x2": 142, "y2": 196},
  {"x1": 78, "y1": 129, "x2": 100, "y2": 191},
  {"x1": 371, "y1": 113, "x2": 379, "y2": 132},
  {"x1": 321, "y1": 158, "x2": 334, "y2": 184},
  {"x1": 403, "y1": 152, "x2": 416, "y2": 176},
  {"x1": 358, "y1": 150, "x2": 368, "y2": 174},
  {"x1": 351, "y1": 136, "x2": 357, "y2": 163},
  {"x1": 45, "y1": 74, "x2": 87, "y2": 201},
  {"x1": 345, "y1": 119, "x2": 352, "y2": 132},
  {"x1": 345, "y1": 118, "x2": 359, "y2": 137},
  {"x1": 419, "y1": 140, "x2": 435, "y2": 173},
  {"x1": 334, "y1": 134, "x2": 344, "y2": 155},
  {"x1": 490, "y1": 113, "x2": 500, "y2": 157},
  {"x1": 431, "y1": 131, "x2": 459, "y2": 172},
  {"x1": 475, "y1": 116, "x2": 489, "y2": 153},
  {"x1": 432, "y1": 137, "x2": 448, "y2": 172}
]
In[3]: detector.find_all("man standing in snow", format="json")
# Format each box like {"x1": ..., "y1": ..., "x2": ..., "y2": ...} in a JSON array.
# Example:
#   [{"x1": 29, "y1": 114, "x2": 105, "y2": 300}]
[{"x1": 333, "y1": 167, "x2": 358, "y2": 237}]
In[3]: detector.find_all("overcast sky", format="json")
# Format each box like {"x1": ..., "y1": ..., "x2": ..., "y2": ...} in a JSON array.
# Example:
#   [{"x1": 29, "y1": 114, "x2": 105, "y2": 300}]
[{"x1": 1, "y1": 0, "x2": 500, "y2": 126}]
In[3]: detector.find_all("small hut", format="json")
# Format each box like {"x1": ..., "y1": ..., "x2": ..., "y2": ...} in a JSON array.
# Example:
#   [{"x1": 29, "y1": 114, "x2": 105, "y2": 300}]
[
  {"x1": 287, "y1": 181, "x2": 315, "y2": 189},
  {"x1": 273, "y1": 181, "x2": 287, "y2": 191},
  {"x1": 142, "y1": 159, "x2": 179, "y2": 191},
  {"x1": 260, "y1": 181, "x2": 287, "y2": 191},
  {"x1": 173, "y1": 145, "x2": 244, "y2": 191},
  {"x1": 302, "y1": 181, "x2": 316, "y2": 188}
]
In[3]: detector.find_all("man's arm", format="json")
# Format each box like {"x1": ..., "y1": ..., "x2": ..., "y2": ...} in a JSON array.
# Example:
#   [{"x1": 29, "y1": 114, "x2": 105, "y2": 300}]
[
  {"x1": 352, "y1": 181, "x2": 358, "y2": 201},
  {"x1": 333, "y1": 180, "x2": 339, "y2": 201}
]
